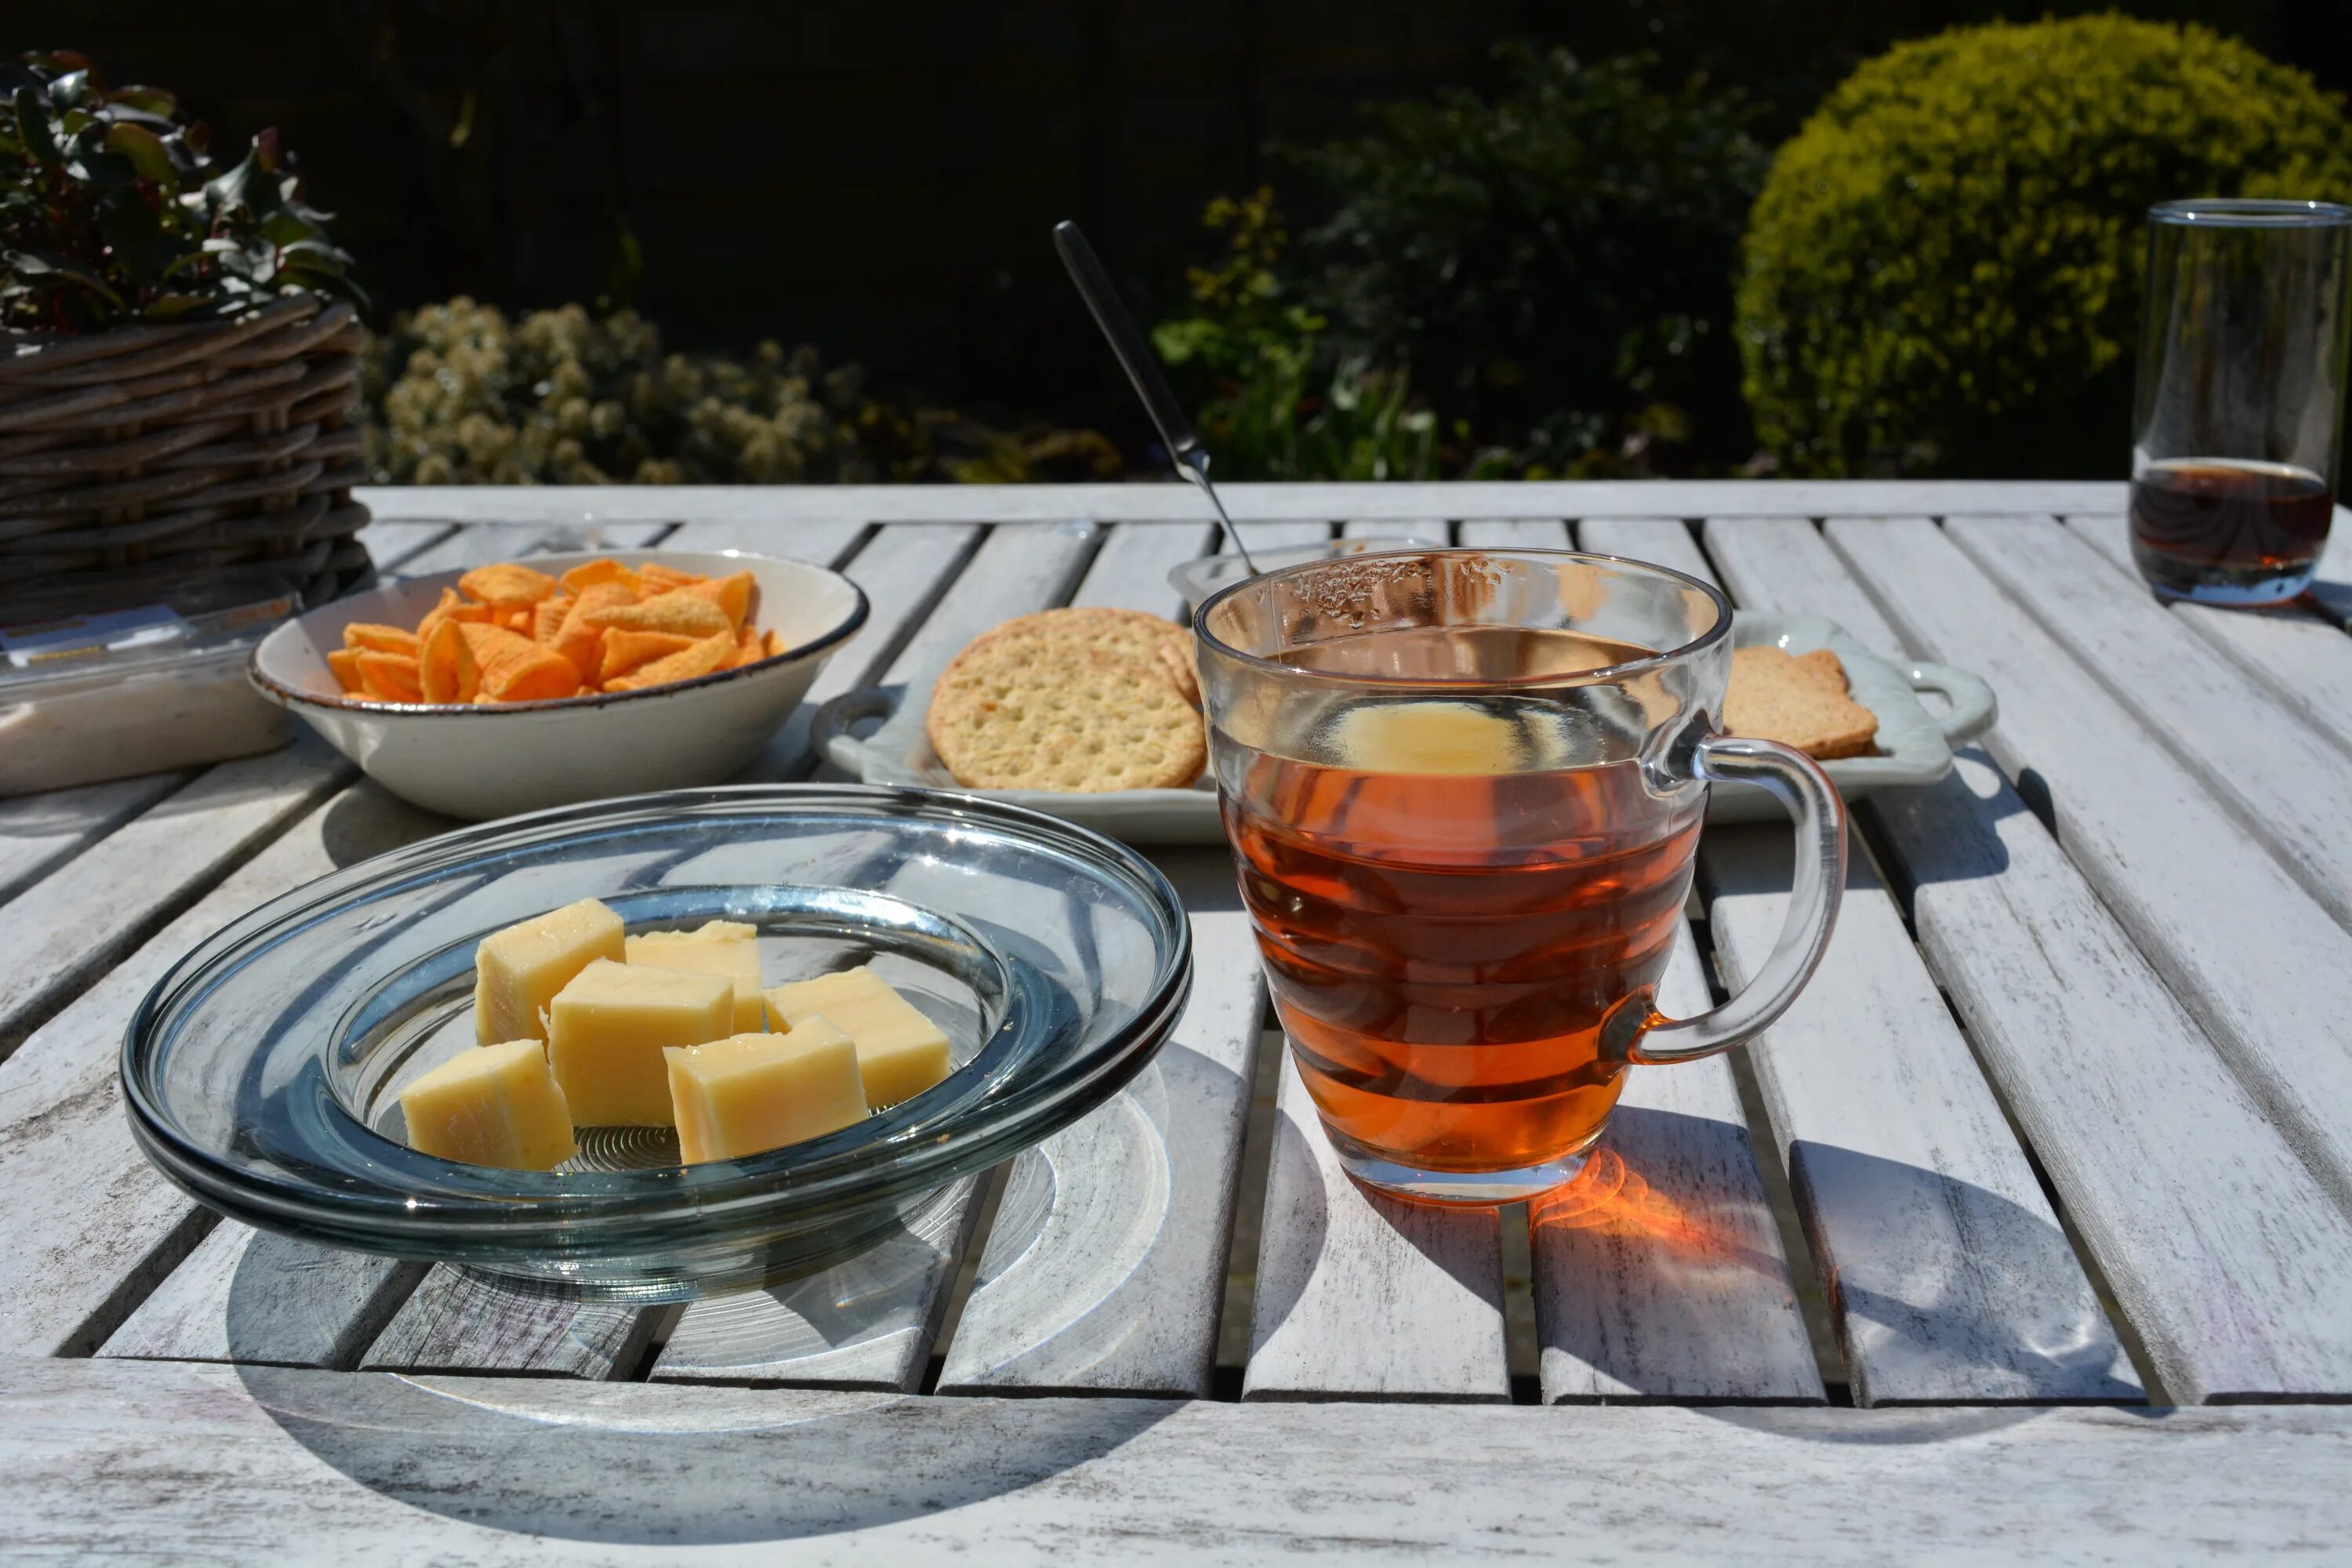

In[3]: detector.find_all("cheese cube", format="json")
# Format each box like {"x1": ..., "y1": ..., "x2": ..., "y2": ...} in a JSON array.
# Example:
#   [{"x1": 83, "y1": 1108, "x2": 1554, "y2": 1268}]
[
  {"x1": 762, "y1": 966, "x2": 953, "y2": 1109},
  {"x1": 626, "y1": 920, "x2": 765, "y2": 1033},
  {"x1": 474, "y1": 898, "x2": 624, "y2": 1045},
  {"x1": 548, "y1": 959, "x2": 732, "y2": 1125},
  {"x1": 664, "y1": 1021, "x2": 869, "y2": 1163},
  {"x1": 398, "y1": 1040, "x2": 578, "y2": 1171}
]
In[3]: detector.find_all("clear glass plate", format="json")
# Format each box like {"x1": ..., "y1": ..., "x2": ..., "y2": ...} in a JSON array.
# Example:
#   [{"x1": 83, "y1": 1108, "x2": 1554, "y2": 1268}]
[{"x1": 121, "y1": 786, "x2": 1193, "y2": 1298}]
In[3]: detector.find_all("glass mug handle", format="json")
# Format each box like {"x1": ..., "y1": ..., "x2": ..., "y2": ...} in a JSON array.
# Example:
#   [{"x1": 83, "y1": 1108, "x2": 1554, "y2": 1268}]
[{"x1": 1613, "y1": 732, "x2": 1846, "y2": 1066}]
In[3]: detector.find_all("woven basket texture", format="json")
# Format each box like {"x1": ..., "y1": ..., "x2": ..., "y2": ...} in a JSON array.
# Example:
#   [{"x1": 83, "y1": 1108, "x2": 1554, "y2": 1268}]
[{"x1": 0, "y1": 292, "x2": 371, "y2": 625}]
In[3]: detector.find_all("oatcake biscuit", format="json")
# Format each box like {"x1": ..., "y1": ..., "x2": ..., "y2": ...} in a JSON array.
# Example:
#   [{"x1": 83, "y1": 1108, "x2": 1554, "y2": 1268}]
[
  {"x1": 964, "y1": 606, "x2": 1187, "y2": 669},
  {"x1": 1156, "y1": 637, "x2": 1201, "y2": 708},
  {"x1": 1723, "y1": 645, "x2": 1878, "y2": 760},
  {"x1": 927, "y1": 630, "x2": 1205, "y2": 791}
]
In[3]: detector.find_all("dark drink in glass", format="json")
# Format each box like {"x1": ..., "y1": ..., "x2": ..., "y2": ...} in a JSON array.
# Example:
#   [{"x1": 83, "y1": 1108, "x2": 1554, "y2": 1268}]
[{"x1": 2129, "y1": 458, "x2": 2333, "y2": 597}]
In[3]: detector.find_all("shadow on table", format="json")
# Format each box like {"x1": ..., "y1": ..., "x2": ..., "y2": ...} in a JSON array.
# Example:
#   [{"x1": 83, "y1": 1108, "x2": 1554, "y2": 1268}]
[{"x1": 235, "y1": 1357, "x2": 1179, "y2": 1544}]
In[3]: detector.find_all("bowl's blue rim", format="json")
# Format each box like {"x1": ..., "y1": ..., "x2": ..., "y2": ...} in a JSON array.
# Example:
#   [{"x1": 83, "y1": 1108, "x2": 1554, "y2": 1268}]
[
  {"x1": 117, "y1": 783, "x2": 1192, "y2": 1250},
  {"x1": 248, "y1": 547, "x2": 870, "y2": 717}
]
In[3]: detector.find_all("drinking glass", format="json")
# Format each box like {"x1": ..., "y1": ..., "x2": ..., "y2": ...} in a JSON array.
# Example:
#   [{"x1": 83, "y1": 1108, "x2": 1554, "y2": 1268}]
[
  {"x1": 2131, "y1": 199, "x2": 2352, "y2": 604},
  {"x1": 1196, "y1": 548, "x2": 1844, "y2": 1204}
]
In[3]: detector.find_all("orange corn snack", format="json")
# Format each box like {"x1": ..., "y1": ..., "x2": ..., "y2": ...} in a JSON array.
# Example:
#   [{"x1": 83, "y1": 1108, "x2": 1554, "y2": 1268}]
[
  {"x1": 343, "y1": 622, "x2": 421, "y2": 657},
  {"x1": 636, "y1": 562, "x2": 707, "y2": 593},
  {"x1": 553, "y1": 582, "x2": 633, "y2": 681},
  {"x1": 356, "y1": 651, "x2": 423, "y2": 702},
  {"x1": 763, "y1": 629, "x2": 786, "y2": 658},
  {"x1": 326, "y1": 647, "x2": 365, "y2": 692},
  {"x1": 585, "y1": 588, "x2": 733, "y2": 638},
  {"x1": 604, "y1": 630, "x2": 735, "y2": 691},
  {"x1": 723, "y1": 626, "x2": 764, "y2": 670},
  {"x1": 459, "y1": 562, "x2": 560, "y2": 610},
  {"x1": 419, "y1": 617, "x2": 481, "y2": 704},
  {"x1": 500, "y1": 606, "x2": 535, "y2": 635},
  {"x1": 459, "y1": 622, "x2": 582, "y2": 702},
  {"x1": 600, "y1": 629, "x2": 698, "y2": 683},
  {"x1": 416, "y1": 586, "x2": 492, "y2": 650},
  {"x1": 684, "y1": 570, "x2": 756, "y2": 630},
  {"x1": 559, "y1": 557, "x2": 641, "y2": 597},
  {"x1": 532, "y1": 595, "x2": 573, "y2": 643}
]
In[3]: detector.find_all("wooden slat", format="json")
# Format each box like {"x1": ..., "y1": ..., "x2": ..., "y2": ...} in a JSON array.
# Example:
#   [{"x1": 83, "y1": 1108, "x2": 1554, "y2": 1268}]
[
  {"x1": 936, "y1": 851, "x2": 1264, "y2": 1397},
  {"x1": 1342, "y1": 517, "x2": 1447, "y2": 542},
  {"x1": 354, "y1": 519, "x2": 456, "y2": 571},
  {"x1": 2066, "y1": 512, "x2": 2352, "y2": 763},
  {"x1": 14, "y1": 1357, "x2": 2352, "y2": 1563},
  {"x1": 0, "y1": 738, "x2": 350, "y2": 1055},
  {"x1": 1069, "y1": 521, "x2": 1218, "y2": 620},
  {"x1": 659, "y1": 516, "x2": 870, "y2": 566},
  {"x1": 1703, "y1": 830, "x2": 2140, "y2": 1404},
  {"x1": 645, "y1": 521, "x2": 1107, "y2": 1386},
  {"x1": 1946, "y1": 516, "x2": 2352, "y2": 929},
  {"x1": 1531, "y1": 926, "x2": 1824, "y2": 1405},
  {"x1": 390, "y1": 520, "x2": 673, "y2": 577},
  {"x1": 1614, "y1": 520, "x2": 2132, "y2": 1403},
  {"x1": 0, "y1": 780, "x2": 446, "y2": 1356},
  {"x1": 97, "y1": 1222, "x2": 423, "y2": 1370},
  {"x1": 1242, "y1": 1053, "x2": 1510, "y2": 1402},
  {"x1": 1574, "y1": 516, "x2": 1709, "y2": 575},
  {"x1": 1828, "y1": 517, "x2": 2352, "y2": 1213},
  {"x1": 649, "y1": 1176, "x2": 986, "y2": 1390},
  {"x1": 737, "y1": 522, "x2": 983, "y2": 783},
  {"x1": 0, "y1": 775, "x2": 189, "y2": 910},
  {"x1": 359, "y1": 1269, "x2": 656, "y2": 1381},
  {"x1": 361, "y1": 478, "x2": 2131, "y2": 527},
  {"x1": 1458, "y1": 519, "x2": 1570, "y2": 549},
  {"x1": 1710, "y1": 514, "x2": 2352, "y2": 1401}
]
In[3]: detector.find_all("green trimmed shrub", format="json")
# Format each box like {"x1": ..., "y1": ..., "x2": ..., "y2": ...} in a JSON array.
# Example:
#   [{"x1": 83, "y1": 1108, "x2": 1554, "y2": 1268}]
[{"x1": 1737, "y1": 17, "x2": 2352, "y2": 477}]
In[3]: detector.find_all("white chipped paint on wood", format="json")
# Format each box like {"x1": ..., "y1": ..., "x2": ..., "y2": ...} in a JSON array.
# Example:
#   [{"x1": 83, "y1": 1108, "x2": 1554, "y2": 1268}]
[
  {"x1": 358, "y1": 477, "x2": 2131, "y2": 527},
  {"x1": 2066, "y1": 511, "x2": 2352, "y2": 764},
  {"x1": 11, "y1": 1357, "x2": 2352, "y2": 1565},
  {"x1": 1576, "y1": 516, "x2": 1712, "y2": 579},
  {"x1": 1532, "y1": 926, "x2": 1823, "y2": 1404},
  {"x1": 1243, "y1": 1054, "x2": 1510, "y2": 1402},
  {"x1": 0, "y1": 774, "x2": 188, "y2": 910},
  {"x1": 1702, "y1": 517, "x2": 1908, "y2": 655},
  {"x1": 1343, "y1": 517, "x2": 1450, "y2": 543},
  {"x1": 0, "y1": 781, "x2": 447, "y2": 1356},
  {"x1": 659, "y1": 516, "x2": 869, "y2": 567},
  {"x1": 1946, "y1": 516, "x2": 2352, "y2": 930},
  {"x1": 1458, "y1": 519, "x2": 1571, "y2": 549},
  {"x1": 1069, "y1": 522, "x2": 1219, "y2": 620},
  {"x1": 731, "y1": 523, "x2": 982, "y2": 783},
  {"x1": 1828, "y1": 517, "x2": 2352, "y2": 1214},
  {"x1": 1701, "y1": 831, "x2": 2140, "y2": 1405},
  {"x1": 936, "y1": 851, "x2": 1263, "y2": 1397},
  {"x1": 360, "y1": 1268, "x2": 655, "y2": 1380},
  {"x1": 354, "y1": 519, "x2": 456, "y2": 571},
  {"x1": 0, "y1": 736, "x2": 351, "y2": 1053},
  {"x1": 650, "y1": 1176, "x2": 986, "y2": 1391},
  {"x1": 388, "y1": 520, "x2": 673, "y2": 577},
  {"x1": 97, "y1": 1221, "x2": 424, "y2": 1370},
  {"x1": 1719, "y1": 519, "x2": 2352, "y2": 1401}
]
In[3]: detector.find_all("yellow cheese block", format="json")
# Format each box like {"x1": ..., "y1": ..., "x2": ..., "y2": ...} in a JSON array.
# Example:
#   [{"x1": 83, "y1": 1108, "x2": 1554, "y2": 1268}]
[
  {"x1": 474, "y1": 898, "x2": 624, "y2": 1045},
  {"x1": 548, "y1": 958, "x2": 733, "y2": 1125},
  {"x1": 626, "y1": 920, "x2": 764, "y2": 1033},
  {"x1": 664, "y1": 1019, "x2": 869, "y2": 1163},
  {"x1": 762, "y1": 965, "x2": 953, "y2": 1109},
  {"x1": 398, "y1": 1039, "x2": 578, "y2": 1171}
]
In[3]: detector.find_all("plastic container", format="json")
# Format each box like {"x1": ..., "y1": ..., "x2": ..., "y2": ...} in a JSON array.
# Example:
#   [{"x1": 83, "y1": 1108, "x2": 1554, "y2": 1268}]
[{"x1": 0, "y1": 597, "x2": 296, "y2": 797}]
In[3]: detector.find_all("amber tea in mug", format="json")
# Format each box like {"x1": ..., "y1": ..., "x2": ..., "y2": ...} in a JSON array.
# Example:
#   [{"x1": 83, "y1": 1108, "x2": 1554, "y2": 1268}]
[{"x1": 1196, "y1": 551, "x2": 1845, "y2": 1205}]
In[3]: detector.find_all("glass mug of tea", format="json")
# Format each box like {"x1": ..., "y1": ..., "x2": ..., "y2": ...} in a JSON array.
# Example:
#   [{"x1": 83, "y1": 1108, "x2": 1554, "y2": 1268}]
[
  {"x1": 2131, "y1": 199, "x2": 2352, "y2": 604},
  {"x1": 1197, "y1": 549, "x2": 1844, "y2": 1204}
]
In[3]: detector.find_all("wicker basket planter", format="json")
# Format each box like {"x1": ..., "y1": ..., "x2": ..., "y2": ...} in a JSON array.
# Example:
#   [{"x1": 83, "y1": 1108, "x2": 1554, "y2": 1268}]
[{"x1": 0, "y1": 292, "x2": 372, "y2": 626}]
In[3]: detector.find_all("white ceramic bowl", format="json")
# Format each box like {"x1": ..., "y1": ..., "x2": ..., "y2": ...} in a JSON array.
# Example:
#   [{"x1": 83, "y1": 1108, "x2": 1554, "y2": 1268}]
[{"x1": 251, "y1": 548, "x2": 867, "y2": 820}]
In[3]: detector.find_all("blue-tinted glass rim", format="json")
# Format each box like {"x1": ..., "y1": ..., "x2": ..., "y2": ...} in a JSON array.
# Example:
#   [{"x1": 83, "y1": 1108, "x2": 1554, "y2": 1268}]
[{"x1": 2150, "y1": 198, "x2": 2352, "y2": 228}]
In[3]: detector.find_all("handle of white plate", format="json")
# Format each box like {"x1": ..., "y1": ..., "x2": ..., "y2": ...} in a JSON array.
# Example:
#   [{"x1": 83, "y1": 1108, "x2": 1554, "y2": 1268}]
[{"x1": 1904, "y1": 662, "x2": 1999, "y2": 746}]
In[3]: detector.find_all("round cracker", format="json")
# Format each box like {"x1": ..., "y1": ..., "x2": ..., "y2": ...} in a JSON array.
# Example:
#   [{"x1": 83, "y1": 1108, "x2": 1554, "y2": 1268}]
[
  {"x1": 963, "y1": 606, "x2": 1188, "y2": 670},
  {"x1": 927, "y1": 630, "x2": 1205, "y2": 792}
]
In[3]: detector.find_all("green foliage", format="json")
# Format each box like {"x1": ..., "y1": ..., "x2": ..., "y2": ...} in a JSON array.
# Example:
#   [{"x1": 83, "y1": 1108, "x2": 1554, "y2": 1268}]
[
  {"x1": 1, "y1": 50, "x2": 358, "y2": 332},
  {"x1": 1292, "y1": 45, "x2": 1766, "y2": 470},
  {"x1": 364, "y1": 298, "x2": 1121, "y2": 485},
  {"x1": 1152, "y1": 191, "x2": 1439, "y2": 481},
  {"x1": 1737, "y1": 16, "x2": 2352, "y2": 477}
]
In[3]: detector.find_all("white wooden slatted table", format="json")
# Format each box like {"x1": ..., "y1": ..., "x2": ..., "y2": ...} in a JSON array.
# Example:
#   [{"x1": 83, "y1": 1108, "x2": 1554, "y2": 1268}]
[{"x1": 9, "y1": 481, "x2": 2352, "y2": 1564}]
